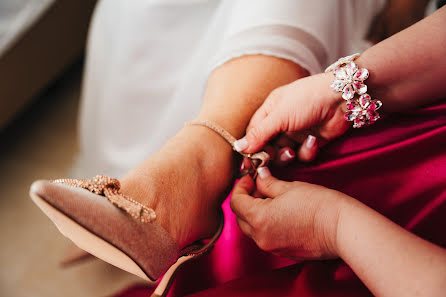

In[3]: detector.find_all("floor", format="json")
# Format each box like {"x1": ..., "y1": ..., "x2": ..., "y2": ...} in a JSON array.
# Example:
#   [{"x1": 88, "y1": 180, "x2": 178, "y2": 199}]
[{"x1": 0, "y1": 64, "x2": 142, "y2": 297}]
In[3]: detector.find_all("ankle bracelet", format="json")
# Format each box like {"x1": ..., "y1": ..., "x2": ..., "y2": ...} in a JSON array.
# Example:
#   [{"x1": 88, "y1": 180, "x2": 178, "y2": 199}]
[{"x1": 185, "y1": 120, "x2": 270, "y2": 179}]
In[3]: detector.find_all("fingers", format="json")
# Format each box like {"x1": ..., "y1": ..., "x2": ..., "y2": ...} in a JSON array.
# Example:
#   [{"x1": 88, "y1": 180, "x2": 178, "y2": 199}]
[
  {"x1": 285, "y1": 131, "x2": 310, "y2": 144},
  {"x1": 274, "y1": 135, "x2": 317, "y2": 164},
  {"x1": 268, "y1": 135, "x2": 296, "y2": 166},
  {"x1": 246, "y1": 90, "x2": 280, "y2": 133},
  {"x1": 256, "y1": 167, "x2": 293, "y2": 197},
  {"x1": 234, "y1": 110, "x2": 282, "y2": 153},
  {"x1": 263, "y1": 145, "x2": 276, "y2": 160},
  {"x1": 239, "y1": 124, "x2": 320, "y2": 165},
  {"x1": 275, "y1": 132, "x2": 319, "y2": 163},
  {"x1": 246, "y1": 101, "x2": 271, "y2": 133},
  {"x1": 297, "y1": 135, "x2": 318, "y2": 162},
  {"x1": 275, "y1": 134, "x2": 295, "y2": 148},
  {"x1": 276, "y1": 147, "x2": 295, "y2": 165},
  {"x1": 232, "y1": 175, "x2": 255, "y2": 195},
  {"x1": 236, "y1": 217, "x2": 253, "y2": 238},
  {"x1": 230, "y1": 175, "x2": 257, "y2": 221}
]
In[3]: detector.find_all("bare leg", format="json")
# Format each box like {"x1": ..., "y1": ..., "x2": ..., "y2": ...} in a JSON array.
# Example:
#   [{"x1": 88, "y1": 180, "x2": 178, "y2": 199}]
[{"x1": 120, "y1": 55, "x2": 309, "y2": 248}]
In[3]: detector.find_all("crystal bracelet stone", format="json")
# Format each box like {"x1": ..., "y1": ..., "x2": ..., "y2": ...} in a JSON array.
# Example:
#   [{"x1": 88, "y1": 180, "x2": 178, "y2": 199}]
[{"x1": 325, "y1": 53, "x2": 382, "y2": 128}]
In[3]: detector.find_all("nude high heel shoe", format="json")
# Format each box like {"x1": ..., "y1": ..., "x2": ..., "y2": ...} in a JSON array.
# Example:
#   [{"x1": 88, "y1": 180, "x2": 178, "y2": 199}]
[
  {"x1": 30, "y1": 120, "x2": 269, "y2": 297},
  {"x1": 30, "y1": 176, "x2": 223, "y2": 297}
]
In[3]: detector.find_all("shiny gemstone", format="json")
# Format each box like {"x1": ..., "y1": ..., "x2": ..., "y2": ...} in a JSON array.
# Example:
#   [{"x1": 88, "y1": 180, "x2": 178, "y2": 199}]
[
  {"x1": 344, "y1": 111, "x2": 355, "y2": 121},
  {"x1": 367, "y1": 100, "x2": 383, "y2": 112},
  {"x1": 353, "y1": 81, "x2": 367, "y2": 94},
  {"x1": 353, "y1": 118, "x2": 365, "y2": 128},
  {"x1": 346, "y1": 100, "x2": 359, "y2": 111},
  {"x1": 334, "y1": 66, "x2": 348, "y2": 80},
  {"x1": 367, "y1": 111, "x2": 380, "y2": 122},
  {"x1": 342, "y1": 84, "x2": 355, "y2": 100},
  {"x1": 354, "y1": 68, "x2": 369, "y2": 81},
  {"x1": 359, "y1": 94, "x2": 371, "y2": 108},
  {"x1": 331, "y1": 80, "x2": 345, "y2": 92},
  {"x1": 344, "y1": 62, "x2": 358, "y2": 76}
]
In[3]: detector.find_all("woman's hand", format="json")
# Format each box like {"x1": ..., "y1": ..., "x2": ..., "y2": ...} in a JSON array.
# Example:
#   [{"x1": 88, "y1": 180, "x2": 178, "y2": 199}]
[
  {"x1": 234, "y1": 72, "x2": 350, "y2": 161},
  {"x1": 230, "y1": 168, "x2": 350, "y2": 260},
  {"x1": 231, "y1": 170, "x2": 446, "y2": 297}
]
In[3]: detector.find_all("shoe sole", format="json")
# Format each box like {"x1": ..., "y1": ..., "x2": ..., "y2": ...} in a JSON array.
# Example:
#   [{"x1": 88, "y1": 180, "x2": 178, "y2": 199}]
[
  {"x1": 30, "y1": 191, "x2": 155, "y2": 280},
  {"x1": 30, "y1": 191, "x2": 203, "y2": 297}
]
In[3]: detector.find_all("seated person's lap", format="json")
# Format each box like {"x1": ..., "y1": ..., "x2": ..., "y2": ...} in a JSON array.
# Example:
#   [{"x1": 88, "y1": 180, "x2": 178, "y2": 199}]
[{"x1": 190, "y1": 100, "x2": 446, "y2": 297}]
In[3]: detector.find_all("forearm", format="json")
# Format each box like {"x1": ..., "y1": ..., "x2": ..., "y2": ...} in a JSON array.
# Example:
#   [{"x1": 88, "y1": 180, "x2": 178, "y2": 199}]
[
  {"x1": 359, "y1": 7, "x2": 446, "y2": 111},
  {"x1": 336, "y1": 198, "x2": 446, "y2": 297}
]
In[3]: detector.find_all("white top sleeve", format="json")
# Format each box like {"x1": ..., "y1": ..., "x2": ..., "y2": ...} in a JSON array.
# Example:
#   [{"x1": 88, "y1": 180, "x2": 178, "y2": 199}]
[{"x1": 210, "y1": 0, "x2": 386, "y2": 74}]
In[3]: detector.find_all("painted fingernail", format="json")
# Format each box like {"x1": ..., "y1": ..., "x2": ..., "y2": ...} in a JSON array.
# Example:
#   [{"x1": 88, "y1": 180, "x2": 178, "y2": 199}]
[
  {"x1": 279, "y1": 149, "x2": 295, "y2": 162},
  {"x1": 234, "y1": 138, "x2": 248, "y2": 152},
  {"x1": 257, "y1": 167, "x2": 271, "y2": 179},
  {"x1": 305, "y1": 135, "x2": 316, "y2": 149}
]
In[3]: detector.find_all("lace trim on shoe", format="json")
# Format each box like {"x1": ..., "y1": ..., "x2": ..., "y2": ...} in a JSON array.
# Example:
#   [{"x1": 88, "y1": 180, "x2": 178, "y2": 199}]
[{"x1": 52, "y1": 175, "x2": 156, "y2": 223}]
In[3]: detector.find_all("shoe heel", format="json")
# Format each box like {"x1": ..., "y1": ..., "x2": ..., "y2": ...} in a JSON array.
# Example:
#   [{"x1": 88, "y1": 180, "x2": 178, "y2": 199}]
[{"x1": 151, "y1": 254, "x2": 196, "y2": 297}]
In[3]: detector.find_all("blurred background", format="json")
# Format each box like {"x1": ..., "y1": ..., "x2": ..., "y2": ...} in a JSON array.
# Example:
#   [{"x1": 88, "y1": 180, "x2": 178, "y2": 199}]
[
  {"x1": 0, "y1": 1, "x2": 140, "y2": 296},
  {"x1": 0, "y1": 1, "x2": 441, "y2": 297}
]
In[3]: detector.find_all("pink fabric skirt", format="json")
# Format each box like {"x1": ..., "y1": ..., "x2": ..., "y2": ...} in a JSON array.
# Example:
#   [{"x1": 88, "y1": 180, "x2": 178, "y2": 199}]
[{"x1": 112, "y1": 100, "x2": 446, "y2": 297}]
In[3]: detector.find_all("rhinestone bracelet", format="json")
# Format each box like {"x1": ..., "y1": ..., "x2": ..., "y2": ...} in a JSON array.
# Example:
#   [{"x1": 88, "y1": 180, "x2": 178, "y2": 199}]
[{"x1": 325, "y1": 53, "x2": 382, "y2": 128}]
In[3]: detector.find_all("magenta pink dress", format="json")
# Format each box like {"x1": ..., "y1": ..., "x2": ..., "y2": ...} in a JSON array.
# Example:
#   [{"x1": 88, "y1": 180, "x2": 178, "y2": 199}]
[{"x1": 112, "y1": 101, "x2": 446, "y2": 297}]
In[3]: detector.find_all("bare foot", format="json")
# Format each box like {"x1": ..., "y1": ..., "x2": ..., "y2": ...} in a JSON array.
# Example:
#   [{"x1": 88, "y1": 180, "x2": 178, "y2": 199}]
[{"x1": 120, "y1": 125, "x2": 237, "y2": 248}]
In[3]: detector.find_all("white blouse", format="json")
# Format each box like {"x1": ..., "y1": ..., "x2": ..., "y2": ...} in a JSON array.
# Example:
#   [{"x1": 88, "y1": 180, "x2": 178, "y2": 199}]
[{"x1": 71, "y1": 0, "x2": 386, "y2": 177}]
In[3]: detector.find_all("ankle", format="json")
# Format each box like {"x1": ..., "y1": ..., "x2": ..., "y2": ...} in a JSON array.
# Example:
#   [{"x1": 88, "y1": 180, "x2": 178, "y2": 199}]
[
  {"x1": 119, "y1": 126, "x2": 237, "y2": 247},
  {"x1": 180, "y1": 124, "x2": 237, "y2": 188}
]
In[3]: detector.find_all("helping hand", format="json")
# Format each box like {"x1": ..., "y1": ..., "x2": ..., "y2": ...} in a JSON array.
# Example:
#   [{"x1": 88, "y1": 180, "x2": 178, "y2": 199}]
[
  {"x1": 231, "y1": 169, "x2": 350, "y2": 260},
  {"x1": 235, "y1": 73, "x2": 350, "y2": 161}
]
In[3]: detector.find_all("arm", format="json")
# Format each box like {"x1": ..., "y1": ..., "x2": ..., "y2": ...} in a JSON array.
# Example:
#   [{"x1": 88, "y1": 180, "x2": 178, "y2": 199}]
[
  {"x1": 230, "y1": 7, "x2": 446, "y2": 296},
  {"x1": 337, "y1": 197, "x2": 446, "y2": 297},
  {"x1": 237, "y1": 7, "x2": 446, "y2": 154},
  {"x1": 231, "y1": 174, "x2": 446, "y2": 297},
  {"x1": 360, "y1": 6, "x2": 446, "y2": 111}
]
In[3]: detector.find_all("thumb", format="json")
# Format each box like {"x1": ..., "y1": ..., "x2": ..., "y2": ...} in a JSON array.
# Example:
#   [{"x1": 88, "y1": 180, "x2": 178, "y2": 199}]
[
  {"x1": 230, "y1": 175, "x2": 257, "y2": 222},
  {"x1": 256, "y1": 167, "x2": 293, "y2": 197},
  {"x1": 234, "y1": 111, "x2": 283, "y2": 153}
]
